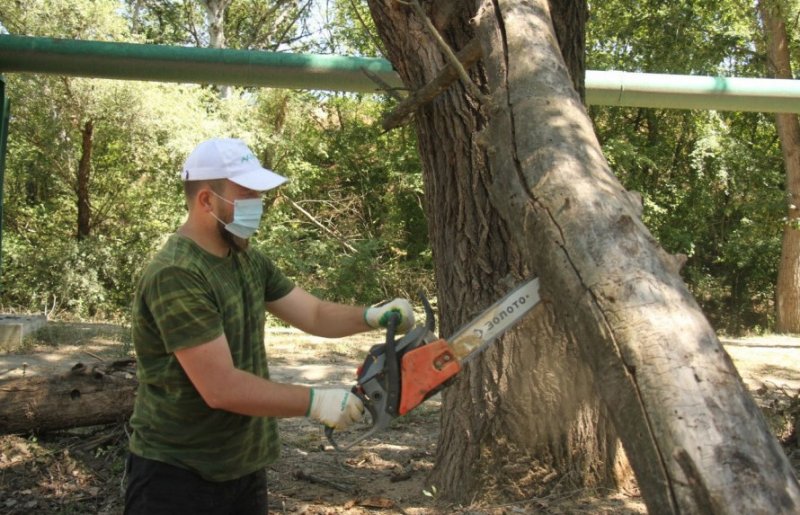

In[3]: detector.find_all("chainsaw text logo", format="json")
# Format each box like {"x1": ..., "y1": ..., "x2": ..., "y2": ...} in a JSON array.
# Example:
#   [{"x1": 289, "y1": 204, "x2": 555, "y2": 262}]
[{"x1": 479, "y1": 293, "x2": 532, "y2": 336}]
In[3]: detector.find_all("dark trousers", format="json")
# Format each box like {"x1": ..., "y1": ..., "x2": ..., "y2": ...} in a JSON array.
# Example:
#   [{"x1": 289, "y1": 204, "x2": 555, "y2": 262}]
[{"x1": 124, "y1": 453, "x2": 268, "y2": 515}]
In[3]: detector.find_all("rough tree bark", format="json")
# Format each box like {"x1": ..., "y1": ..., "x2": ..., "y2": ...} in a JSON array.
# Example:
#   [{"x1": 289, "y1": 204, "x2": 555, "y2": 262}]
[
  {"x1": 758, "y1": 0, "x2": 800, "y2": 334},
  {"x1": 0, "y1": 360, "x2": 136, "y2": 434},
  {"x1": 368, "y1": 0, "x2": 627, "y2": 504},
  {"x1": 369, "y1": 0, "x2": 800, "y2": 512}
]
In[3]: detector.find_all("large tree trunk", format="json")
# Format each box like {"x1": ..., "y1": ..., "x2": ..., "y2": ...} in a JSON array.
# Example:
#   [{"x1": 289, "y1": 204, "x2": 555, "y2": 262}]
[
  {"x1": 758, "y1": 0, "x2": 800, "y2": 334},
  {"x1": 369, "y1": 0, "x2": 800, "y2": 512},
  {"x1": 0, "y1": 360, "x2": 136, "y2": 434},
  {"x1": 368, "y1": 0, "x2": 626, "y2": 504}
]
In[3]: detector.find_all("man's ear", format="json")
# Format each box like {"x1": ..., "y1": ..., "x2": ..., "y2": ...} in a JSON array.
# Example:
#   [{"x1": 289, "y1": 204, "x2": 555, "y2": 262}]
[{"x1": 196, "y1": 188, "x2": 213, "y2": 213}]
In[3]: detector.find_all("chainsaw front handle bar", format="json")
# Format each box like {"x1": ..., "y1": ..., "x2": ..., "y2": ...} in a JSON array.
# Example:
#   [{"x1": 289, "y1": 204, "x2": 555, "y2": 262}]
[
  {"x1": 324, "y1": 293, "x2": 450, "y2": 452},
  {"x1": 325, "y1": 312, "x2": 402, "y2": 451}
]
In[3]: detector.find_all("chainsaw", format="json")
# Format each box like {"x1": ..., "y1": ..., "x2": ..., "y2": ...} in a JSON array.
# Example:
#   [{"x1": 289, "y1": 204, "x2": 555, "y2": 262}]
[{"x1": 326, "y1": 277, "x2": 541, "y2": 450}]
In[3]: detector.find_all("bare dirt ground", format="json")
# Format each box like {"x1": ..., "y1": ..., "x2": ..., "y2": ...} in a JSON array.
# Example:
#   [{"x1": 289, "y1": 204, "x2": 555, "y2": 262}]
[{"x1": 0, "y1": 324, "x2": 799, "y2": 514}]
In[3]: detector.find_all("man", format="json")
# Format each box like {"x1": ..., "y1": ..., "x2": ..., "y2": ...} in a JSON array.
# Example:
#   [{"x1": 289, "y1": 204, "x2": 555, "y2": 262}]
[{"x1": 125, "y1": 138, "x2": 414, "y2": 514}]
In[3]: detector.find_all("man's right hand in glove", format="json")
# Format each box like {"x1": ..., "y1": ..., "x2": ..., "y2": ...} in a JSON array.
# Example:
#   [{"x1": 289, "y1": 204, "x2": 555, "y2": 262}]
[{"x1": 306, "y1": 388, "x2": 364, "y2": 430}]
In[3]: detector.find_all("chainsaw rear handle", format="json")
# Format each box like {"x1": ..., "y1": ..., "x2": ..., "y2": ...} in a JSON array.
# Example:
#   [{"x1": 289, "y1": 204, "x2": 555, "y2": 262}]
[
  {"x1": 324, "y1": 391, "x2": 396, "y2": 451},
  {"x1": 323, "y1": 387, "x2": 393, "y2": 451}
]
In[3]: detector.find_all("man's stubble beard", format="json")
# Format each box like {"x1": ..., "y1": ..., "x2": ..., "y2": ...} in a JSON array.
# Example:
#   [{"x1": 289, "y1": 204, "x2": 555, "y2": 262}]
[{"x1": 217, "y1": 221, "x2": 249, "y2": 252}]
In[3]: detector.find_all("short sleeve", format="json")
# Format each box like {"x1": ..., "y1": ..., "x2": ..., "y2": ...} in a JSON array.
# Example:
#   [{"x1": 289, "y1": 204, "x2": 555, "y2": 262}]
[
  {"x1": 259, "y1": 254, "x2": 294, "y2": 302},
  {"x1": 144, "y1": 265, "x2": 225, "y2": 352}
]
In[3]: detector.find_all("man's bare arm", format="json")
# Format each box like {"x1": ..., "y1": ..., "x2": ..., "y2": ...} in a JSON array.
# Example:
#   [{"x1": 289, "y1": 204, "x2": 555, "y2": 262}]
[
  {"x1": 266, "y1": 287, "x2": 371, "y2": 338},
  {"x1": 174, "y1": 334, "x2": 310, "y2": 417}
]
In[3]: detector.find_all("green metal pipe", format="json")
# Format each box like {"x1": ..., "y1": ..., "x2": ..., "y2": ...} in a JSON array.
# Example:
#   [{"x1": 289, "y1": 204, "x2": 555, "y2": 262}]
[
  {"x1": 0, "y1": 35, "x2": 403, "y2": 94},
  {"x1": 0, "y1": 35, "x2": 799, "y2": 113},
  {"x1": 586, "y1": 70, "x2": 800, "y2": 114}
]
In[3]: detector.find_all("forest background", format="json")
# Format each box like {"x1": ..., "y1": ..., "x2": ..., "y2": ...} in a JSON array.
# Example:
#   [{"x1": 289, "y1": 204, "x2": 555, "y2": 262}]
[{"x1": 0, "y1": 0, "x2": 795, "y2": 337}]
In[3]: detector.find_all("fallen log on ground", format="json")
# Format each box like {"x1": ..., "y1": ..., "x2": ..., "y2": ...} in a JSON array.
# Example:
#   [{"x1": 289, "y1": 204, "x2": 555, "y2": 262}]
[{"x1": 0, "y1": 359, "x2": 137, "y2": 434}]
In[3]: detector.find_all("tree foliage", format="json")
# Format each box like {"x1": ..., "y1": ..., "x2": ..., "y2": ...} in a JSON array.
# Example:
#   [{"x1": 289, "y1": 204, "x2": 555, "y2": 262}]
[
  {"x1": 588, "y1": 0, "x2": 796, "y2": 333},
  {"x1": 251, "y1": 90, "x2": 428, "y2": 303},
  {"x1": 0, "y1": 0, "x2": 428, "y2": 320},
  {"x1": 123, "y1": 0, "x2": 313, "y2": 49},
  {"x1": 0, "y1": 0, "x2": 795, "y2": 335}
]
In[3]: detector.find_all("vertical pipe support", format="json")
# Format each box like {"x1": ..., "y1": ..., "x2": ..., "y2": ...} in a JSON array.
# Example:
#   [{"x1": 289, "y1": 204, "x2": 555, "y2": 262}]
[{"x1": 0, "y1": 75, "x2": 8, "y2": 290}]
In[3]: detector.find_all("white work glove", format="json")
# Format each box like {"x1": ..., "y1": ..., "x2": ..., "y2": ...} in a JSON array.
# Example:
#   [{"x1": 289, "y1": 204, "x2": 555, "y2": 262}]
[
  {"x1": 364, "y1": 298, "x2": 415, "y2": 333},
  {"x1": 306, "y1": 388, "x2": 364, "y2": 430}
]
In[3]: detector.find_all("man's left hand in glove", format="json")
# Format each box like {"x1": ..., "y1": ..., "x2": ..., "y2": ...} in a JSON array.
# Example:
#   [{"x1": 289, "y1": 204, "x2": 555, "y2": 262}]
[{"x1": 364, "y1": 298, "x2": 415, "y2": 333}]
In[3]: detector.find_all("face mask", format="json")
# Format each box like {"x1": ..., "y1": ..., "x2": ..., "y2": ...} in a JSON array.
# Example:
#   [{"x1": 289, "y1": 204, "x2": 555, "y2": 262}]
[{"x1": 210, "y1": 192, "x2": 264, "y2": 239}]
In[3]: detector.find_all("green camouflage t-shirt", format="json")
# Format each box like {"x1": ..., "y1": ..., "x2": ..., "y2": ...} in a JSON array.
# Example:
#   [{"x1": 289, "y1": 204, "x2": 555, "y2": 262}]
[{"x1": 129, "y1": 234, "x2": 294, "y2": 482}]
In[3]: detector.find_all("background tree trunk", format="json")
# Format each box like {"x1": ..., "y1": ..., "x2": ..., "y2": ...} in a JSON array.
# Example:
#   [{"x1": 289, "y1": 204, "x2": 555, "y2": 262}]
[
  {"x1": 370, "y1": 0, "x2": 800, "y2": 512},
  {"x1": 0, "y1": 360, "x2": 136, "y2": 434},
  {"x1": 201, "y1": 0, "x2": 233, "y2": 98},
  {"x1": 758, "y1": 0, "x2": 800, "y2": 334},
  {"x1": 368, "y1": 0, "x2": 628, "y2": 503}
]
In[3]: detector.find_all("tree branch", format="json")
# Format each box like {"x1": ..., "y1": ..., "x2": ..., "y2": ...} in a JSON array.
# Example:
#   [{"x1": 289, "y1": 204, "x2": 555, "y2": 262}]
[
  {"x1": 382, "y1": 38, "x2": 482, "y2": 130},
  {"x1": 183, "y1": 0, "x2": 203, "y2": 46},
  {"x1": 360, "y1": 68, "x2": 405, "y2": 100},
  {"x1": 269, "y1": 0, "x2": 312, "y2": 50},
  {"x1": 348, "y1": 0, "x2": 389, "y2": 57},
  {"x1": 285, "y1": 196, "x2": 358, "y2": 253},
  {"x1": 397, "y1": 0, "x2": 487, "y2": 104}
]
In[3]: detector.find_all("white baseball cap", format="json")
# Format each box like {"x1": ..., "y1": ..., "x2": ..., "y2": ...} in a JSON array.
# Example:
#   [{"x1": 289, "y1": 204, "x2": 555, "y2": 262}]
[{"x1": 181, "y1": 138, "x2": 287, "y2": 191}]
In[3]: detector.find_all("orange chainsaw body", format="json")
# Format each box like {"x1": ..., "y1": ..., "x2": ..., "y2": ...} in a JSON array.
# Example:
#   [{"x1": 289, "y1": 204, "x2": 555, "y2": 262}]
[{"x1": 398, "y1": 339, "x2": 461, "y2": 415}]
